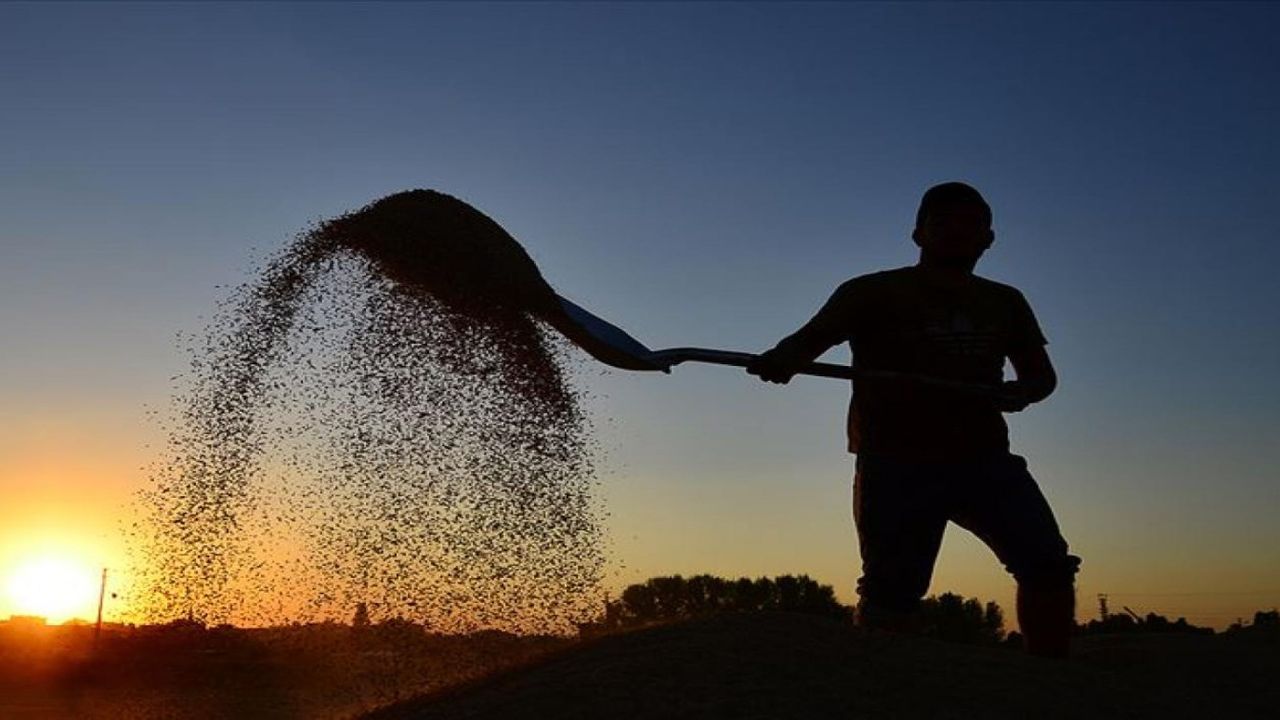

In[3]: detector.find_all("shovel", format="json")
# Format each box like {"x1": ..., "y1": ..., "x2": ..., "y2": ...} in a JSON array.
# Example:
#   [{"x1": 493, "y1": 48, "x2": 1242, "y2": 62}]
[{"x1": 547, "y1": 295, "x2": 997, "y2": 395}]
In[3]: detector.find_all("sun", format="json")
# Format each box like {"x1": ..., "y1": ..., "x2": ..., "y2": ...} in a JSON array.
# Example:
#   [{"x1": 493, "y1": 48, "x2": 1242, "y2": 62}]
[{"x1": 5, "y1": 555, "x2": 99, "y2": 624}]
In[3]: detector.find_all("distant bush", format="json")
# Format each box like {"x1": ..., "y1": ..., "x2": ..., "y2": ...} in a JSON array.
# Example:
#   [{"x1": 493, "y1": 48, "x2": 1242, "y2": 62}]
[
  {"x1": 1225, "y1": 608, "x2": 1279, "y2": 635},
  {"x1": 1082, "y1": 609, "x2": 1213, "y2": 636}
]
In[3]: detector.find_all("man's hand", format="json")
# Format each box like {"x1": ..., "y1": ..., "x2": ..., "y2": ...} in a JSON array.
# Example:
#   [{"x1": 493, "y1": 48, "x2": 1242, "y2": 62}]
[
  {"x1": 995, "y1": 381, "x2": 1031, "y2": 413},
  {"x1": 747, "y1": 348, "x2": 798, "y2": 384}
]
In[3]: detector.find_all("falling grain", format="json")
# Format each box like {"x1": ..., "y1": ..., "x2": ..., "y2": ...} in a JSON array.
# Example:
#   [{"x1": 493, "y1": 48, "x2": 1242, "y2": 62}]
[{"x1": 130, "y1": 190, "x2": 605, "y2": 634}]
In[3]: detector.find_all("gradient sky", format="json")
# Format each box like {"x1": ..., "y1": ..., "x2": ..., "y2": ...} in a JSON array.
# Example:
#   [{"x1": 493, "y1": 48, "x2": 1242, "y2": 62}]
[{"x1": 3, "y1": 2, "x2": 1278, "y2": 629}]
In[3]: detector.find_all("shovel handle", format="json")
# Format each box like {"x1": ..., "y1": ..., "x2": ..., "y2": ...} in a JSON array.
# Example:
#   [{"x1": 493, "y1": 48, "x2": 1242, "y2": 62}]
[{"x1": 647, "y1": 347, "x2": 997, "y2": 395}]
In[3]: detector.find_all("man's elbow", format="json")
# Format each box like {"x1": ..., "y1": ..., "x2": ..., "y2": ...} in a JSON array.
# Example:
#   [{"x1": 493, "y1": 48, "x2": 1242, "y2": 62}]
[
  {"x1": 1009, "y1": 346, "x2": 1057, "y2": 405},
  {"x1": 1027, "y1": 370, "x2": 1057, "y2": 404}
]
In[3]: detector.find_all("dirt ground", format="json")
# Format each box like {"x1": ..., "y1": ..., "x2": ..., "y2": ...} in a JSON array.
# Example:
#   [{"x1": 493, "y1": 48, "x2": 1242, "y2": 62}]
[
  {"x1": 0, "y1": 623, "x2": 566, "y2": 720},
  {"x1": 4, "y1": 614, "x2": 1274, "y2": 719},
  {"x1": 366, "y1": 612, "x2": 1280, "y2": 720}
]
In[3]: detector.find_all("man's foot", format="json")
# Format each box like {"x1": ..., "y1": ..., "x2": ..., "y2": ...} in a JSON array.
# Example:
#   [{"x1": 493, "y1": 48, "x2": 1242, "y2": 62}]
[{"x1": 1017, "y1": 584, "x2": 1075, "y2": 659}]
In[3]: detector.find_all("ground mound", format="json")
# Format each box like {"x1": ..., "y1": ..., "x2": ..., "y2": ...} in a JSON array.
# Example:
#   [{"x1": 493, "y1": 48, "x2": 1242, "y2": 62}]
[{"x1": 364, "y1": 612, "x2": 1278, "y2": 720}]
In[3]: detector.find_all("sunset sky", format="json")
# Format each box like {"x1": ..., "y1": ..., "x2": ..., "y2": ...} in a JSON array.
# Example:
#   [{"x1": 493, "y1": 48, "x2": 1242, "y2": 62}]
[{"x1": 3, "y1": 3, "x2": 1278, "y2": 629}]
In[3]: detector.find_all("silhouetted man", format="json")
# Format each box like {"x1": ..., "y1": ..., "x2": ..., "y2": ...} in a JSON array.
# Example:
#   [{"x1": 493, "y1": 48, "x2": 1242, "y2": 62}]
[{"x1": 747, "y1": 182, "x2": 1080, "y2": 658}]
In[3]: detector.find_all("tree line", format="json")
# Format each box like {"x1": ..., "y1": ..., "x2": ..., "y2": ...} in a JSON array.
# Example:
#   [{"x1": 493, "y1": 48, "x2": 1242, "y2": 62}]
[
  {"x1": 598, "y1": 574, "x2": 850, "y2": 629},
  {"x1": 586, "y1": 574, "x2": 1008, "y2": 645}
]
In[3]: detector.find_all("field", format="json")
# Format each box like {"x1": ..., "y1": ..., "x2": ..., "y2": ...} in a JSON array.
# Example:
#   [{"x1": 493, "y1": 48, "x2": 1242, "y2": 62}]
[
  {"x1": 373, "y1": 613, "x2": 1280, "y2": 720},
  {"x1": 3, "y1": 614, "x2": 1276, "y2": 720},
  {"x1": 0, "y1": 620, "x2": 566, "y2": 719}
]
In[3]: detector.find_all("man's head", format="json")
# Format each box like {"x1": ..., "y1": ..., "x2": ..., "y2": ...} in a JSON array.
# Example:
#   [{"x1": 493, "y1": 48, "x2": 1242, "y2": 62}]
[{"x1": 912, "y1": 182, "x2": 994, "y2": 270}]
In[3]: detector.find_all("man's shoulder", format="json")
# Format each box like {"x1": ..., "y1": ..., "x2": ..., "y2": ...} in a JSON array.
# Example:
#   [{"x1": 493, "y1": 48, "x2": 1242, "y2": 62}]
[
  {"x1": 862, "y1": 266, "x2": 917, "y2": 283},
  {"x1": 970, "y1": 274, "x2": 1028, "y2": 301},
  {"x1": 838, "y1": 266, "x2": 915, "y2": 294},
  {"x1": 837, "y1": 268, "x2": 1030, "y2": 306}
]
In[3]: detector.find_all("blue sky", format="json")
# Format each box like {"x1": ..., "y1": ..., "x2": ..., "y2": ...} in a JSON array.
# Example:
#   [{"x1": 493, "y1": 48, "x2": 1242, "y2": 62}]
[{"x1": 3, "y1": 2, "x2": 1278, "y2": 627}]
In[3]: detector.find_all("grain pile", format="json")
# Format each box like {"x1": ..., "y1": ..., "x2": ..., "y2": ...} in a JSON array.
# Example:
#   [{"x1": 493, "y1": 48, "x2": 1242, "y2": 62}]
[{"x1": 130, "y1": 191, "x2": 604, "y2": 633}]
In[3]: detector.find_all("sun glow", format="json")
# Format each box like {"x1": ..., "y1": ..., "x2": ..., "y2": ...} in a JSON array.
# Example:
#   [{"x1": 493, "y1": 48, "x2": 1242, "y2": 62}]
[{"x1": 5, "y1": 555, "x2": 99, "y2": 624}]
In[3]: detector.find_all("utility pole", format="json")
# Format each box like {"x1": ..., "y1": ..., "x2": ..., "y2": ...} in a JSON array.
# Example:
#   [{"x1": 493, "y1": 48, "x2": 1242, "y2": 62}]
[
  {"x1": 94, "y1": 567, "x2": 108, "y2": 647},
  {"x1": 1097, "y1": 593, "x2": 1109, "y2": 621}
]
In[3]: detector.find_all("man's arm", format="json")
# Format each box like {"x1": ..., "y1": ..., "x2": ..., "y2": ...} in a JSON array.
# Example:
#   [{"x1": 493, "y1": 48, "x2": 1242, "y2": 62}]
[
  {"x1": 999, "y1": 344, "x2": 1057, "y2": 412},
  {"x1": 747, "y1": 281, "x2": 856, "y2": 384}
]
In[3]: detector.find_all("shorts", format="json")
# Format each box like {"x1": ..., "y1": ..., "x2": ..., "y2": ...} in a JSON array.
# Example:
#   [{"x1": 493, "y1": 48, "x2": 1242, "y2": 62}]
[{"x1": 853, "y1": 452, "x2": 1081, "y2": 615}]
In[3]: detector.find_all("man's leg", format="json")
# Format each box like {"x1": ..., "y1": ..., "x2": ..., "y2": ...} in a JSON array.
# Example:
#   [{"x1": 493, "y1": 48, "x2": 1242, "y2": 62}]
[
  {"x1": 950, "y1": 454, "x2": 1081, "y2": 658},
  {"x1": 853, "y1": 455, "x2": 950, "y2": 633}
]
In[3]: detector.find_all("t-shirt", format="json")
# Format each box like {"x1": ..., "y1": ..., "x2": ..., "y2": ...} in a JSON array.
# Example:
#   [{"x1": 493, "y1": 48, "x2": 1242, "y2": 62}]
[{"x1": 770, "y1": 265, "x2": 1047, "y2": 460}]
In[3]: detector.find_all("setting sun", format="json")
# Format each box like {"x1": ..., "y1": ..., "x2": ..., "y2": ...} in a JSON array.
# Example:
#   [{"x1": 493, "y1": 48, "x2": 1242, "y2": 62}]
[{"x1": 5, "y1": 556, "x2": 99, "y2": 624}]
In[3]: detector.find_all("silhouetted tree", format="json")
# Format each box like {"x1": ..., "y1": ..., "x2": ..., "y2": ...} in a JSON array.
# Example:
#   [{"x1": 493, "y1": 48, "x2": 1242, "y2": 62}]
[
  {"x1": 1253, "y1": 609, "x2": 1279, "y2": 628},
  {"x1": 372, "y1": 616, "x2": 421, "y2": 643},
  {"x1": 648, "y1": 575, "x2": 688, "y2": 621},
  {"x1": 619, "y1": 582, "x2": 657, "y2": 623},
  {"x1": 732, "y1": 577, "x2": 766, "y2": 611},
  {"x1": 918, "y1": 592, "x2": 1005, "y2": 645},
  {"x1": 984, "y1": 600, "x2": 1004, "y2": 638},
  {"x1": 352, "y1": 602, "x2": 371, "y2": 629},
  {"x1": 601, "y1": 574, "x2": 849, "y2": 630}
]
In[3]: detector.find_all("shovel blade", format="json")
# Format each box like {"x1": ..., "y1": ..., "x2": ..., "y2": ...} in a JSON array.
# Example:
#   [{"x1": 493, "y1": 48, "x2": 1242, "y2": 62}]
[{"x1": 540, "y1": 295, "x2": 667, "y2": 371}]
